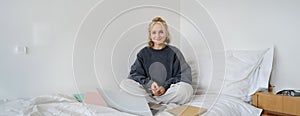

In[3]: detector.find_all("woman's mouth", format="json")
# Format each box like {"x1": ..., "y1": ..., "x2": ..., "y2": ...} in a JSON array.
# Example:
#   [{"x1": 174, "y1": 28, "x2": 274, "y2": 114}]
[{"x1": 154, "y1": 38, "x2": 162, "y2": 41}]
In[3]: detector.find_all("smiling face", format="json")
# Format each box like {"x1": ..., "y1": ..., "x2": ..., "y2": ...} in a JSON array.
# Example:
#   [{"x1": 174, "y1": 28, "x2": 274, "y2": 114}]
[
  {"x1": 147, "y1": 17, "x2": 171, "y2": 48},
  {"x1": 150, "y1": 23, "x2": 167, "y2": 48}
]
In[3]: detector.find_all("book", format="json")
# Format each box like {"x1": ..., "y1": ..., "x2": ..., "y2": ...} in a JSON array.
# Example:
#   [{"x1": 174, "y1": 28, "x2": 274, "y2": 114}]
[
  {"x1": 167, "y1": 105, "x2": 207, "y2": 116},
  {"x1": 84, "y1": 92, "x2": 107, "y2": 106},
  {"x1": 73, "y1": 93, "x2": 85, "y2": 102}
]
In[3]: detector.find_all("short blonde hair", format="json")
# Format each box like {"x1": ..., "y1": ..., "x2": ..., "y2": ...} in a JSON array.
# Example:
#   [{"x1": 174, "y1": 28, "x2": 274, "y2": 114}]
[{"x1": 147, "y1": 17, "x2": 171, "y2": 47}]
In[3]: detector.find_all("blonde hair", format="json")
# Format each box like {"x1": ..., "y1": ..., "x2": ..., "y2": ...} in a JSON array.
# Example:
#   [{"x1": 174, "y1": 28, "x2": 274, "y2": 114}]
[{"x1": 147, "y1": 17, "x2": 171, "y2": 47}]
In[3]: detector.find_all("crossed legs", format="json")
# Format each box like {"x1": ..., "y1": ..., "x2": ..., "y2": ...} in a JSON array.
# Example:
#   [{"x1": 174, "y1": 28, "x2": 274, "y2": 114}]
[{"x1": 120, "y1": 79, "x2": 193, "y2": 104}]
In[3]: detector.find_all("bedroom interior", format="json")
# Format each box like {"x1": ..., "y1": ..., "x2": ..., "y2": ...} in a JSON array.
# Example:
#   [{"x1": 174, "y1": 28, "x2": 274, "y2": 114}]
[{"x1": 1, "y1": 0, "x2": 300, "y2": 115}]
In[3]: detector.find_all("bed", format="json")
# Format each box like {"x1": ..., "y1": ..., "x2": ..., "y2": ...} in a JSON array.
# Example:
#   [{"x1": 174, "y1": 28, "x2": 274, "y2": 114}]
[
  {"x1": 0, "y1": 93, "x2": 261, "y2": 116},
  {"x1": 0, "y1": 48, "x2": 273, "y2": 116},
  {"x1": 157, "y1": 47, "x2": 274, "y2": 116}
]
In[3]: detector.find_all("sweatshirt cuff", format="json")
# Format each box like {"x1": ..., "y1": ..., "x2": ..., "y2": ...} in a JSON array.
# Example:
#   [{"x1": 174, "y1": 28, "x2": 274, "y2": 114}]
[
  {"x1": 146, "y1": 80, "x2": 154, "y2": 89},
  {"x1": 145, "y1": 80, "x2": 154, "y2": 93},
  {"x1": 163, "y1": 83, "x2": 171, "y2": 90}
]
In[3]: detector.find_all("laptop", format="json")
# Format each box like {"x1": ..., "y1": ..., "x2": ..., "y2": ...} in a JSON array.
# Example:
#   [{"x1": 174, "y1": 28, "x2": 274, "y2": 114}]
[{"x1": 96, "y1": 87, "x2": 152, "y2": 116}]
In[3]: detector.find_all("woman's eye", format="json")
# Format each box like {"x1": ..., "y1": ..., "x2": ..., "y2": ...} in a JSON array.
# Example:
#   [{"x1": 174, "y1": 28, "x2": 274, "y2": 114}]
[
  {"x1": 152, "y1": 32, "x2": 156, "y2": 34},
  {"x1": 160, "y1": 31, "x2": 164, "y2": 34}
]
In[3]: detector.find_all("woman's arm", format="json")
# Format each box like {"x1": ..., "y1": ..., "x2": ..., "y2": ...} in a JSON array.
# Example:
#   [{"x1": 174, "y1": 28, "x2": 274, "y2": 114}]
[
  {"x1": 129, "y1": 52, "x2": 153, "y2": 89},
  {"x1": 163, "y1": 49, "x2": 192, "y2": 89}
]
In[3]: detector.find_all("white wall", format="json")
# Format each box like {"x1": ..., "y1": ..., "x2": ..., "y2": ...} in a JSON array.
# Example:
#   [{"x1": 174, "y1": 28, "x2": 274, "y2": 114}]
[
  {"x1": 0, "y1": 0, "x2": 101, "y2": 99},
  {"x1": 1, "y1": 0, "x2": 299, "y2": 99},
  {"x1": 179, "y1": 0, "x2": 226, "y2": 94},
  {"x1": 0, "y1": 0, "x2": 180, "y2": 99},
  {"x1": 199, "y1": 0, "x2": 300, "y2": 92},
  {"x1": 72, "y1": 0, "x2": 180, "y2": 96}
]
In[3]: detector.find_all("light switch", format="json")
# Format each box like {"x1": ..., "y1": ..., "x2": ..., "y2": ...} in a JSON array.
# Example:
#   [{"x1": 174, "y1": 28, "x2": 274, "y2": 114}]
[{"x1": 15, "y1": 46, "x2": 28, "y2": 55}]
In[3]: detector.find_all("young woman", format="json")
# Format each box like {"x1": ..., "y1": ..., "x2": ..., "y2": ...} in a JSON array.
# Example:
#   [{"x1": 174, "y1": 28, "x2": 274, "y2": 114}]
[{"x1": 120, "y1": 17, "x2": 193, "y2": 104}]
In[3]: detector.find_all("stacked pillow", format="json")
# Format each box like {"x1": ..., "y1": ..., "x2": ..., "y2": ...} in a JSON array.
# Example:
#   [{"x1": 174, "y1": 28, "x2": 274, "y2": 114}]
[{"x1": 188, "y1": 48, "x2": 274, "y2": 102}]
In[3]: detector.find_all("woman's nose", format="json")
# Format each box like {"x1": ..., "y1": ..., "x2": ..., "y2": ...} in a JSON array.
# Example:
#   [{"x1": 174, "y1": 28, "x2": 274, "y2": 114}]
[{"x1": 155, "y1": 33, "x2": 160, "y2": 37}]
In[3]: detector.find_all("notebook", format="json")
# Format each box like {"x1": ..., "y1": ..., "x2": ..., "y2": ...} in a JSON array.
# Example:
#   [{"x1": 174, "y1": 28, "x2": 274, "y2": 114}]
[
  {"x1": 73, "y1": 93, "x2": 85, "y2": 102},
  {"x1": 83, "y1": 92, "x2": 107, "y2": 106},
  {"x1": 167, "y1": 105, "x2": 207, "y2": 116}
]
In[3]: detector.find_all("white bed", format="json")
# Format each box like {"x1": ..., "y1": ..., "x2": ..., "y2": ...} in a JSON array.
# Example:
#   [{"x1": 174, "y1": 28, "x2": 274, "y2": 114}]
[
  {"x1": 158, "y1": 47, "x2": 273, "y2": 116},
  {"x1": 0, "y1": 94, "x2": 135, "y2": 116},
  {"x1": 0, "y1": 93, "x2": 260, "y2": 116},
  {"x1": 191, "y1": 94, "x2": 262, "y2": 116},
  {"x1": 156, "y1": 94, "x2": 262, "y2": 116},
  {"x1": 0, "y1": 48, "x2": 273, "y2": 116}
]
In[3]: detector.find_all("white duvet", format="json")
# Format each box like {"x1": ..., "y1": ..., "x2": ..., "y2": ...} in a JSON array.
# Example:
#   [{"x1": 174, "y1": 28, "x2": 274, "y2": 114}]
[
  {"x1": 190, "y1": 94, "x2": 262, "y2": 116},
  {"x1": 156, "y1": 94, "x2": 262, "y2": 116},
  {"x1": 0, "y1": 94, "x2": 135, "y2": 116},
  {"x1": 0, "y1": 93, "x2": 261, "y2": 116}
]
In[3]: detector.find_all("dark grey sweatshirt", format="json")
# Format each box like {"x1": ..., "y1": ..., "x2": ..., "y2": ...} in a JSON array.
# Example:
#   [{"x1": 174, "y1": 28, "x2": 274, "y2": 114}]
[{"x1": 129, "y1": 45, "x2": 192, "y2": 92}]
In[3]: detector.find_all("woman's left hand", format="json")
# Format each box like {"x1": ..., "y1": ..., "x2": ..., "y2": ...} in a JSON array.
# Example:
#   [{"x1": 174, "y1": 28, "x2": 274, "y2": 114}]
[{"x1": 153, "y1": 86, "x2": 165, "y2": 96}]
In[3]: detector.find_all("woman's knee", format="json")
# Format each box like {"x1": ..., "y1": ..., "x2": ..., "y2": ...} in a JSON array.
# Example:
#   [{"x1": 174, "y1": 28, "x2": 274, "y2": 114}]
[
  {"x1": 169, "y1": 82, "x2": 193, "y2": 104},
  {"x1": 176, "y1": 82, "x2": 193, "y2": 97}
]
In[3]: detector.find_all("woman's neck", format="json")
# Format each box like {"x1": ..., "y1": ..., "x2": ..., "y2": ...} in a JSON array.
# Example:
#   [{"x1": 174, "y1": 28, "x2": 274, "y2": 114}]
[{"x1": 152, "y1": 44, "x2": 166, "y2": 50}]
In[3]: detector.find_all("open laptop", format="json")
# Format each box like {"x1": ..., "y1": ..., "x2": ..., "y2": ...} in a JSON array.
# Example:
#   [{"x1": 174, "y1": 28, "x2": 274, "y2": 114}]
[{"x1": 96, "y1": 87, "x2": 152, "y2": 116}]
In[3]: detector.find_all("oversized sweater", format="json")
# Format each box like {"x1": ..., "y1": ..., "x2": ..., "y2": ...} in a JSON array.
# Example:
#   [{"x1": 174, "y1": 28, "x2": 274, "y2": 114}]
[{"x1": 129, "y1": 45, "x2": 192, "y2": 92}]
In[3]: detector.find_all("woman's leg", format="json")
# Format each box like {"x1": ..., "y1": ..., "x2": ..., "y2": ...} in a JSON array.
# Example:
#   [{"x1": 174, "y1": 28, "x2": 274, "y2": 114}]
[{"x1": 154, "y1": 82, "x2": 193, "y2": 104}]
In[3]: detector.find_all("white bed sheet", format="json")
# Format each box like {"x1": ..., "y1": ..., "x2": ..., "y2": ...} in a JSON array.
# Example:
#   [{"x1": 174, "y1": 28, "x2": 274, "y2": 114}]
[
  {"x1": 0, "y1": 93, "x2": 262, "y2": 116},
  {"x1": 157, "y1": 94, "x2": 262, "y2": 116},
  {"x1": 0, "y1": 94, "x2": 135, "y2": 116}
]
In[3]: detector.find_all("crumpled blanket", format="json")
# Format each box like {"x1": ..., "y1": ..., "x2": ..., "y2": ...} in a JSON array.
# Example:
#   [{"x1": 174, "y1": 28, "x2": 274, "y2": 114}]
[{"x1": 0, "y1": 94, "x2": 135, "y2": 116}]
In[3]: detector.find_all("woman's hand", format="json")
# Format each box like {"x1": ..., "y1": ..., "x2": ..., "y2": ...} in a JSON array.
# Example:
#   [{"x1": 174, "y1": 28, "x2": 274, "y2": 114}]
[{"x1": 150, "y1": 82, "x2": 166, "y2": 96}]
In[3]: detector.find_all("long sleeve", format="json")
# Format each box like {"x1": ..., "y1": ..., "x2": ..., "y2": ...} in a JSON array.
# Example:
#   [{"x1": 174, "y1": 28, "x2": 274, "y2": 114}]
[
  {"x1": 163, "y1": 49, "x2": 192, "y2": 89},
  {"x1": 129, "y1": 46, "x2": 192, "y2": 91},
  {"x1": 129, "y1": 52, "x2": 153, "y2": 89}
]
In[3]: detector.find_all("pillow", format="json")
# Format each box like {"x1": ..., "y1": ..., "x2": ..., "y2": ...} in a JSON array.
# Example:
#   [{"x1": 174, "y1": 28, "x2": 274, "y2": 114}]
[
  {"x1": 185, "y1": 52, "x2": 213, "y2": 95},
  {"x1": 185, "y1": 58, "x2": 200, "y2": 94},
  {"x1": 221, "y1": 48, "x2": 274, "y2": 102},
  {"x1": 248, "y1": 48, "x2": 274, "y2": 96}
]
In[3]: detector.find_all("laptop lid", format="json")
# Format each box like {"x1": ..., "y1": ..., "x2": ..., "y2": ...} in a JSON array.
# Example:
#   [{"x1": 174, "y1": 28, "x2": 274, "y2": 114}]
[{"x1": 96, "y1": 87, "x2": 152, "y2": 116}]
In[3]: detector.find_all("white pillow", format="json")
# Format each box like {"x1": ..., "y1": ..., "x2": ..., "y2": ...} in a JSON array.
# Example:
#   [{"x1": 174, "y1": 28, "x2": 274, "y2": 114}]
[
  {"x1": 186, "y1": 47, "x2": 273, "y2": 101},
  {"x1": 186, "y1": 59, "x2": 199, "y2": 94},
  {"x1": 221, "y1": 48, "x2": 274, "y2": 102}
]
